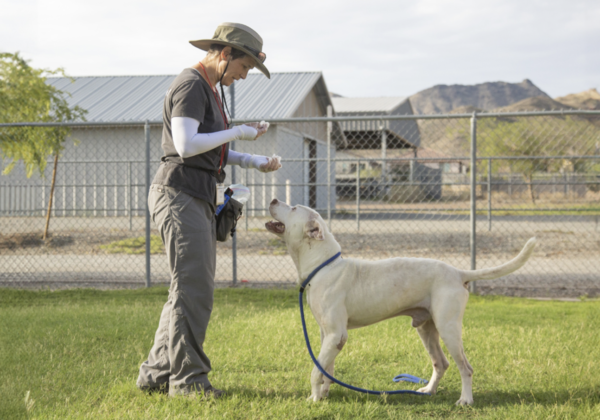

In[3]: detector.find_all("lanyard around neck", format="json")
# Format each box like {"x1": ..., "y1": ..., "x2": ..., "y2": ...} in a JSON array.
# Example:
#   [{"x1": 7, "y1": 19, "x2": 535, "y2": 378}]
[{"x1": 198, "y1": 62, "x2": 228, "y2": 174}]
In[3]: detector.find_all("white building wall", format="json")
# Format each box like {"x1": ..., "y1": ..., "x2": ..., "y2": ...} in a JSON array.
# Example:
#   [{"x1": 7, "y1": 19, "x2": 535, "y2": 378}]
[
  {"x1": 1, "y1": 123, "x2": 337, "y2": 216},
  {"x1": 0, "y1": 125, "x2": 162, "y2": 216}
]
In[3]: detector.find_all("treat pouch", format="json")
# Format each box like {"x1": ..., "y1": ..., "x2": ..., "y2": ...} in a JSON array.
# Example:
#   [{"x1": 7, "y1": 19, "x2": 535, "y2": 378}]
[{"x1": 216, "y1": 188, "x2": 244, "y2": 242}]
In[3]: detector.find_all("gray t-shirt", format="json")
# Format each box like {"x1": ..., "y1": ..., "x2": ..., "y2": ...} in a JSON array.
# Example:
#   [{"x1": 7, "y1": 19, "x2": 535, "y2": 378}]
[{"x1": 152, "y1": 68, "x2": 229, "y2": 207}]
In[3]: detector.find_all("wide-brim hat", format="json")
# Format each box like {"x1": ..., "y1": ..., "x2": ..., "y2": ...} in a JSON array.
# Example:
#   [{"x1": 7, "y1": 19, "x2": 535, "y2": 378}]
[{"x1": 190, "y1": 22, "x2": 270, "y2": 79}]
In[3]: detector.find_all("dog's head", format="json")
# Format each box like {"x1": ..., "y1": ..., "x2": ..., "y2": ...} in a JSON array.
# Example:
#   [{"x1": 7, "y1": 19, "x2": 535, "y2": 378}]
[{"x1": 265, "y1": 199, "x2": 326, "y2": 247}]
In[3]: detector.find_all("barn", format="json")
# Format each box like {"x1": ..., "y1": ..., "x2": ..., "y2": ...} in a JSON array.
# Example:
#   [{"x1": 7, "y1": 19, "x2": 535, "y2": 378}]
[{"x1": 0, "y1": 72, "x2": 341, "y2": 216}]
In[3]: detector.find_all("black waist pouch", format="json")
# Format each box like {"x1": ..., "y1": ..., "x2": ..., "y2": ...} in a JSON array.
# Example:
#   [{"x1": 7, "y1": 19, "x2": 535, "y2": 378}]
[{"x1": 216, "y1": 194, "x2": 244, "y2": 242}]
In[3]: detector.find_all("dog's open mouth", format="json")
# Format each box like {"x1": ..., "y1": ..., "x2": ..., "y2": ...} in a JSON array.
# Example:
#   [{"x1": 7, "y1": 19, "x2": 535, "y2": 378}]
[{"x1": 265, "y1": 220, "x2": 285, "y2": 234}]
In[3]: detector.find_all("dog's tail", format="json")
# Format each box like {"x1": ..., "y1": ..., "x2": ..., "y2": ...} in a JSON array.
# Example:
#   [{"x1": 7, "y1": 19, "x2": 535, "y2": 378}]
[{"x1": 460, "y1": 237, "x2": 537, "y2": 283}]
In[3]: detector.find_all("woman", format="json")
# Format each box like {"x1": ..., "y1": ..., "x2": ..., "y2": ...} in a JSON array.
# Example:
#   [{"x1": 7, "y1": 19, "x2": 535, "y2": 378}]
[{"x1": 136, "y1": 23, "x2": 280, "y2": 398}]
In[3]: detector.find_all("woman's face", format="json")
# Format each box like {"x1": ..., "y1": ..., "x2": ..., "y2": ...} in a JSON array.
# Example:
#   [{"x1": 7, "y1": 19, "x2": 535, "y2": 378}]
[{"x1": 218, "y1": 54, "x2": 256, "y2": 87}]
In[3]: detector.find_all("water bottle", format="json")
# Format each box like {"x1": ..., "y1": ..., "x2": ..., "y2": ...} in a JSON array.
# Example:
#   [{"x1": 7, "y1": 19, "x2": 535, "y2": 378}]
[{"x1": 229, "y1": 184, "x2": 251, "y2": 204}]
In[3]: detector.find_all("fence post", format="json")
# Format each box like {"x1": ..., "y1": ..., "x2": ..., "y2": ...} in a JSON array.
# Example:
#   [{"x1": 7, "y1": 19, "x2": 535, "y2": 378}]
[
  {"x1": 128, "y1": 161, "x2": 133, "y2": 231},
  {"x1": 469, "y1": 112, "x2": 477, "y2": 294},
  {"x1": 230, "y1": 83, "x2": 237, "y2": 286},
  {"x1": 327, "y1": 105, "x2": 332, "y2": 231},
  {"x1": 488, "y1": 158, "x2": 492, "y2": 231},
  {"x1": 245, "y1": 169, "x2": 249, "y2": 231},
  {"x1": 145, "y1": 121, "x2": 151, "y2": 288},
  {"x1": 381, "y1": 123, "x2": 387, "y2": 198},
  {"x1": 356, "y1": 160, "x2": 360, "y2": 231}
]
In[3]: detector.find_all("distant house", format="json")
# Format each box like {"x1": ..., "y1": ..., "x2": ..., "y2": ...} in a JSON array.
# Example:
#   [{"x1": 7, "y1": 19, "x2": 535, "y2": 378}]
[
  {"x1": 332, "y1": 96, "x2": 420, "y2": 149},
  {"x1": 330, "y1": 96, "x2": 419, "y2": 174},
  {"x1": 329, "y1": 96, "x2": 445, "y2": 200},
  {"x1": 0, "y1": 72, "x2": 341, "y2": 216}
]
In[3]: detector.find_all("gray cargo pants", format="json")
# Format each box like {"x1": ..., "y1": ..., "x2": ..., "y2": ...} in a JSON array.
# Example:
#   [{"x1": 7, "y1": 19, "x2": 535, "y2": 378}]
[{"x1": 137, "y1": 184, "x2": 216, "y2": 396}]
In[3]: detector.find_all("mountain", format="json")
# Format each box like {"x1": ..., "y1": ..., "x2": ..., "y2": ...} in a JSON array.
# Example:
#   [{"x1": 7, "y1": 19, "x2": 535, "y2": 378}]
[
  {"x1": 493, "y1": 96, "x2": 575, "y2": 112},
  {"x1": 555, "y1": 89, "x2": 600, "y2": 110},
  {"x1": 409, "y1": 79, "x2": 550, "y2": 114},
  {"x1": 416, "y1": 94, "x2": 599, "y2": 158}
]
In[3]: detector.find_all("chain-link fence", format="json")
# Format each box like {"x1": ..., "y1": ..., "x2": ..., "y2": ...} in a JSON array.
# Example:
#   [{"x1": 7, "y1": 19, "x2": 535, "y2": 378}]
[{"x1": 1, "y1": 111, "x2": 599, "y2": 297}]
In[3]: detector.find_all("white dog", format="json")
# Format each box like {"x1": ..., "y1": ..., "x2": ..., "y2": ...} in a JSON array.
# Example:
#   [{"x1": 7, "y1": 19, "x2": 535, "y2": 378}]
[{"x1": 265, "y1": 199, "x2": 536, "y2": 405}]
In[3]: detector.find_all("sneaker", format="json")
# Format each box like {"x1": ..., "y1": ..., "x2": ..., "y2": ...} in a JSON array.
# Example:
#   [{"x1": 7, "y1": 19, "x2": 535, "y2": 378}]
[
  {"x1": 139, "y1": 383, "x2": 169, "y2": 395},
  {"x1": 199, "y1": 385, "x2": 226, "y2": 399}
]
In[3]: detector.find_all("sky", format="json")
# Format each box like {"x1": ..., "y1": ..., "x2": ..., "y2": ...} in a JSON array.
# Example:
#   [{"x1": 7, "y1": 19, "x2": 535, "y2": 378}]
[{"x1": 1, "y1": 0, "x2": 599, "y2": 98}]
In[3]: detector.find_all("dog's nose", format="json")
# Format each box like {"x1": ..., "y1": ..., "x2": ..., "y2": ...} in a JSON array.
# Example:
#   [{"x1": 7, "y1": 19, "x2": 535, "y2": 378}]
[{"x1": 270, "y1": 198, "x2": 279, "y2": 205}]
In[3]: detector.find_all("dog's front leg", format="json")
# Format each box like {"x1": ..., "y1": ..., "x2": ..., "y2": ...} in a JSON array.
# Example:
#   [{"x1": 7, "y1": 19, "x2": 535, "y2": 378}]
[
  {"x1": 416, "y1": 320, "x2": 449, "y2": 395},
  {"x1": 320, "y1": 359, "x2": 335, "y2": 398},
  {"x1": 308, "y1": 331, "x2": 347, "y2": 402},
  {"x1": 317, "y1": 328, "x2": 335, "y2": 398}
]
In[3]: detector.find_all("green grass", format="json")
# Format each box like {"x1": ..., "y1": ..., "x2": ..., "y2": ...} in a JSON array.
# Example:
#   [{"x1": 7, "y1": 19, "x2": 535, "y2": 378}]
[
  {"x1": 99, "y1": 235, "x2": 164, "y2": 254},
  {"x1": 1, "y1": 288, "x2": 599, "y2": 419}
]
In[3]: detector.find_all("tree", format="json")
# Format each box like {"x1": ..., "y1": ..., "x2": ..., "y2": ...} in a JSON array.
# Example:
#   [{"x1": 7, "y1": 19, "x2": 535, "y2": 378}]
[
  {"x1": 0, "y1": 52, "x2": 86, "y2": 239},
  {"x1": 477, "y1": 116, "x2": 599, "y2": 204}
]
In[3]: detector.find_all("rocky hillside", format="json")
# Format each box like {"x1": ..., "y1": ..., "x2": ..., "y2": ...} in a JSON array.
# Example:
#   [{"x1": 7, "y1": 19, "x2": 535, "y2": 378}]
[
  {"x1": 416, "y1": 94, "x2": 599, "y2": 158},
  {"x1": 409, "y1": 79, "x2": 550, "y2": 114},
  {"x1": 494, "y1": 96, "x2": 575, "y2": 112},
  {"x1": 555, "y1": 88, "x2": 600, "y2": 110}
]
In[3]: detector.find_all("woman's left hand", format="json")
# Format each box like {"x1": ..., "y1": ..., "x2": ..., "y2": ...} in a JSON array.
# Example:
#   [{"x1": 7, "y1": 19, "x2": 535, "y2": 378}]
[
  {"x1": 258, "y1": 155, "x2": 282, "y2": 173},
  {"x1": 244, "y1": 121, "x2": 270, "y2": 140}
]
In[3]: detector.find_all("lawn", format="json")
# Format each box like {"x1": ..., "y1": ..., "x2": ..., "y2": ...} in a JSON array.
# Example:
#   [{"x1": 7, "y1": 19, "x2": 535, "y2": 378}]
[{"x1": 1, "y1": 287, "x2": 599, "y2": 419}]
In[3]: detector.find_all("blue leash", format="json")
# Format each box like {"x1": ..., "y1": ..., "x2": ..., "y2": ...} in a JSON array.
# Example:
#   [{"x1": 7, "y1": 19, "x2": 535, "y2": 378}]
[{"x1": 299, "y1": 252, "x2": 431, "y2": 396}]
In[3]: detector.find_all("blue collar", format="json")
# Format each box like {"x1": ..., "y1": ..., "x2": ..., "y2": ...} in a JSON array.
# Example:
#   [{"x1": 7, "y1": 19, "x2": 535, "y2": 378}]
[{"x1": 299, "y1": 252, "x2": 341, "y2": 293}]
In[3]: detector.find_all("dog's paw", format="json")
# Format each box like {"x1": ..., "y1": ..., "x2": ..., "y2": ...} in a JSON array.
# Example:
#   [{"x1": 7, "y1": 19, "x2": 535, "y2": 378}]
[
  {"x1": 417, "y1": 386, "x2": 435, "y2": 395},
  {"x1": 455, "y1": 397, "x2": 474, "y2": 405},
  {"x1": 307, "y1": 394, "x2": 321, "y2": 402}
]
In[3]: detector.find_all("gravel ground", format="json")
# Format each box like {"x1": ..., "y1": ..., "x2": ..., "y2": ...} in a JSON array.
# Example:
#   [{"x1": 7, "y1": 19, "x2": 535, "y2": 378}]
[{"x1": 1, "y1": 214, "x2": 598, "y2": 298}]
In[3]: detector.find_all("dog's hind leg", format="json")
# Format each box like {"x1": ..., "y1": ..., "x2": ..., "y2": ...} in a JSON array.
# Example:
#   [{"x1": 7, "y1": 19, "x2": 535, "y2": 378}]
[
  {"x1": 416, "y1": 320, "x2": 449, "y2": 395},
  {"x1": 434, "y1": 292, "x2": 474, "y2": 405},
  {"x1": 308, "y1": 329, "x2": 347, "y2": 402}
]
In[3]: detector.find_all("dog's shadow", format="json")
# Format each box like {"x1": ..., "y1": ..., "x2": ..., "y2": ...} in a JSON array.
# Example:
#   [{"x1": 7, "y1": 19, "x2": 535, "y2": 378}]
[
  {"x1": 324, "y1": 388, "x2": 600, "y2": 408},
  {"x1": 228, "y1": 387, "x2": 600, "y2": 408}
]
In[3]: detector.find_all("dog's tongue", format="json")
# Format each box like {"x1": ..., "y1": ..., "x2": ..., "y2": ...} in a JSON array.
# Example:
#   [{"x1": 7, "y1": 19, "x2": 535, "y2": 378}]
[{"x1": 265, "y1": 220, "x2": 285, "y2": 234}]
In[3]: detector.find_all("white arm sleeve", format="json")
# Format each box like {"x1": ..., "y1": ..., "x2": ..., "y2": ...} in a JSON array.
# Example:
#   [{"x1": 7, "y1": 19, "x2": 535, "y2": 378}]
[
  {"x1": 172, "y1": 116, "x2": 258, "y2": 158},
  {"x1": 227, "y1": 150, "x2": 269, "y2": 169}
]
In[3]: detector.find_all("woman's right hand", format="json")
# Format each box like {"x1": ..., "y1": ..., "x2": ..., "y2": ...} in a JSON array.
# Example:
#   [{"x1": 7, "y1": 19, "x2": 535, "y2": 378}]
[{"x1": 234, "y1": 125, "x2": 259, "y2": 141}]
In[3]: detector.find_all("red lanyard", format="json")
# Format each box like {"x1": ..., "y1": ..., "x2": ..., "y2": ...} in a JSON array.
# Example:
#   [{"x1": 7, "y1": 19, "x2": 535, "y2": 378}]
[{"x1": 199, "y1": 63, "x2": 228, "y2": 174}]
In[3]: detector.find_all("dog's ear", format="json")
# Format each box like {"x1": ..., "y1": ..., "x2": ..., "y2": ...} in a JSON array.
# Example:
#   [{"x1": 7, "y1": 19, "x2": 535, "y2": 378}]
[{"x1": 304, "y1": 220, "x2": 324, "y2": 241}]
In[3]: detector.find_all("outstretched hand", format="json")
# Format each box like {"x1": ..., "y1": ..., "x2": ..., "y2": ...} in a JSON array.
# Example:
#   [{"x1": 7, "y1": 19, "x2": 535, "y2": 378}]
[
  {"x1": 244, "y1": 121, "x2": 270, "y2": 140},
  {"x1": 258, "y1": 154, "x2": 282, "y2": 173}
]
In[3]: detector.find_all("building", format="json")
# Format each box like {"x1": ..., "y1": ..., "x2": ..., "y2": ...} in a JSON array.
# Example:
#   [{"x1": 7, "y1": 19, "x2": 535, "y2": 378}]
[
  {"x1": 0, "y1": 72, "x2": 341, "y2": 216},
  {"x1": 330, "y1": 96, "x2": 443, "y2": 200},
  {"x1": 331, "y1": 96, "x2": 421, "y2": 177}
]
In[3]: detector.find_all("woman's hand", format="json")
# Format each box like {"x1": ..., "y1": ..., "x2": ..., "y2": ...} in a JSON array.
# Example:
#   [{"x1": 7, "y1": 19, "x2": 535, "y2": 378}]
[
  {"x1": 228, "y1": 151, "x2": 281, "y2": 172},
  {"x1": 258, "y1": 154, "x2": 282, "y2": 173},
  {"x1": 244, "y1": 121, "x2": 270, "y2": 140}
]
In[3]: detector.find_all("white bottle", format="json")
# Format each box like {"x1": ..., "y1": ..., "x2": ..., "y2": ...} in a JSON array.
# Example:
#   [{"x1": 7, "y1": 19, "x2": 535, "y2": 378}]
[{"x1": 229, "y1": 184, "x2": 251, "y2": 204}]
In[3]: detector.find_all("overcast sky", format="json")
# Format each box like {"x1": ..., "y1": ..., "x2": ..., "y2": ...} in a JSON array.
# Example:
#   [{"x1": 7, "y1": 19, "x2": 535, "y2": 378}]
[{"x1": 1, "y1": 0, "x2": 598, "y2": 98}]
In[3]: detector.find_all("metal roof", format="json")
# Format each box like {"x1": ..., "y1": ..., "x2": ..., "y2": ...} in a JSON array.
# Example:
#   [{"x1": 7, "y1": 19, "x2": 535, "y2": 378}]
[
  {"x1": 46, "y1": 72, "x2": 328, "y2": 123},
  {"x1": 331, "y1": 97, "x2": 408, "y2": 114}
]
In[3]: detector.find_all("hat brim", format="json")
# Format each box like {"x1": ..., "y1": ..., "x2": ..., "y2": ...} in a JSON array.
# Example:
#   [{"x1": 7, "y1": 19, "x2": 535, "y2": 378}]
[{"x1": 190, "y1": 39, "x2": 270, "y2": 79}]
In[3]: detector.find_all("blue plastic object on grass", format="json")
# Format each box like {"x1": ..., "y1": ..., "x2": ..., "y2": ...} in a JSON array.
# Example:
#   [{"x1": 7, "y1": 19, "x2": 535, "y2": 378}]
[{"x1": 393, "y1": 374, "x2": 428, "y2": 384}]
